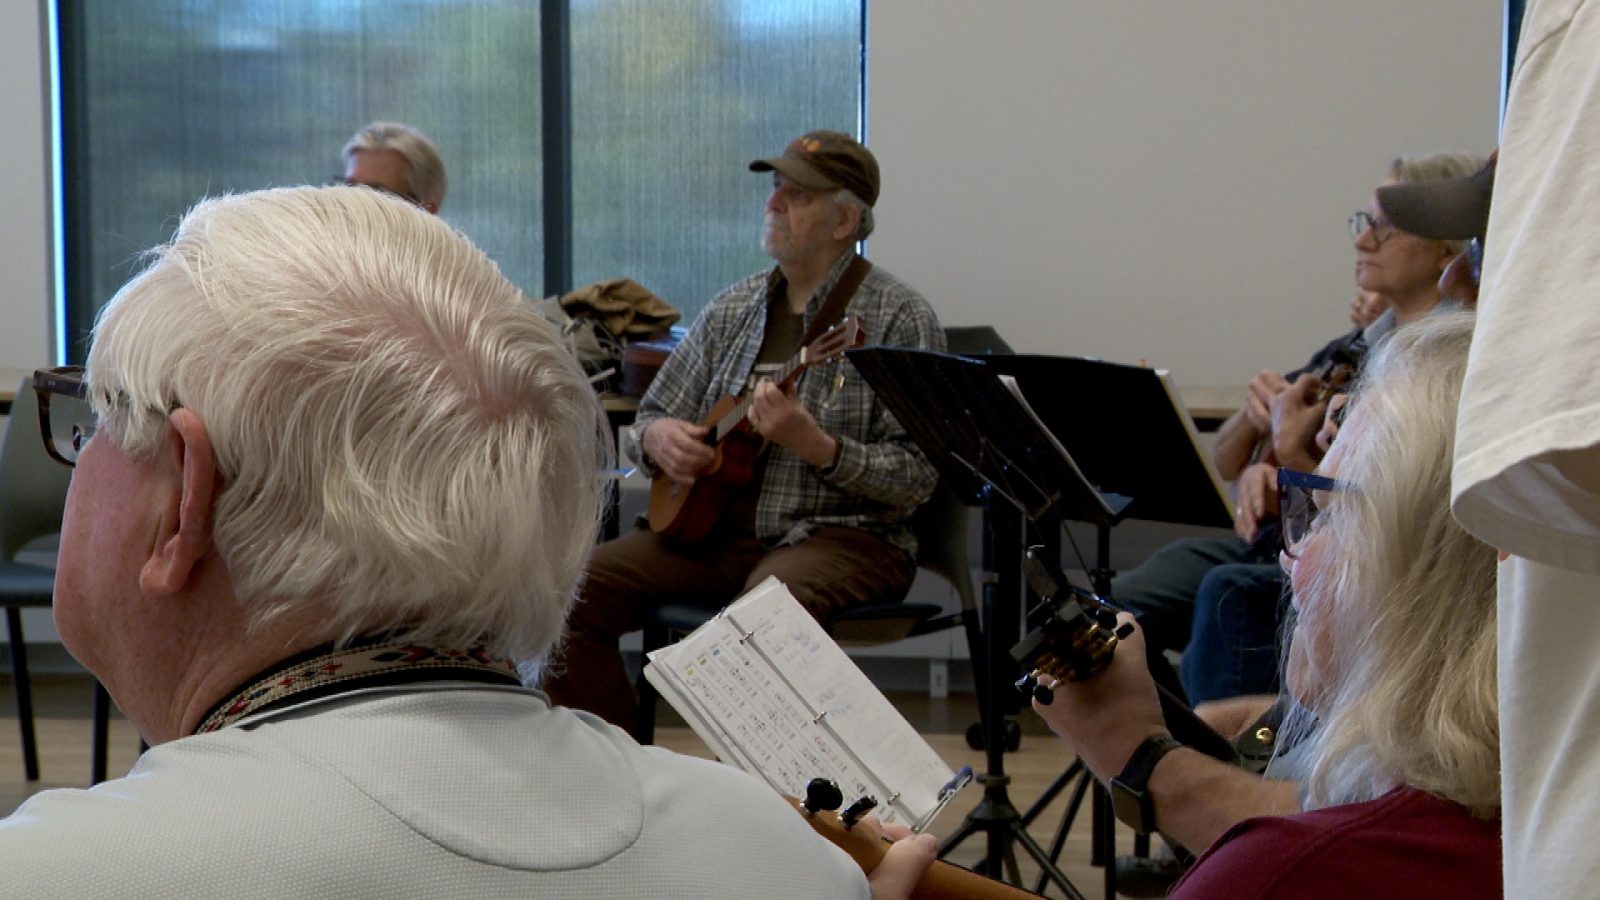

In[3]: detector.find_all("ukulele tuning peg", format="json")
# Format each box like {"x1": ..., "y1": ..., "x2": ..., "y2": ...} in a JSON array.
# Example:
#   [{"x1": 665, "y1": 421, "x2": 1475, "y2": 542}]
[
  {"x1": 1016, "y1": 669, "x2": 1056, "y2": 705},
  {"x1": 803, "y1": 778, "x2": 845, "y2": 814},
  {"x1": 840, "y1": 795, "x2": 879, "y2": 829},
  {"x1": 1091, "y1": 604, "x2": 1121, "y2": 630}
]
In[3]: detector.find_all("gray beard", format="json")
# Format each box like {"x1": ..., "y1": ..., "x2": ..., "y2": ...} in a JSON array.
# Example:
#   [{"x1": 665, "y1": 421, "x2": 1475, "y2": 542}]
[{"x1": 760, "y1": 221, "x2": 805, "y2": 264}]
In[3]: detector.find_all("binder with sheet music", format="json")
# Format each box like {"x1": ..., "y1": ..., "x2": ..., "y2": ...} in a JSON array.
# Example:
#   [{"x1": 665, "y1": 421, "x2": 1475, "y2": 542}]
[{"x1": 642, "y1": 577, "x2": 955, "y2": 828}]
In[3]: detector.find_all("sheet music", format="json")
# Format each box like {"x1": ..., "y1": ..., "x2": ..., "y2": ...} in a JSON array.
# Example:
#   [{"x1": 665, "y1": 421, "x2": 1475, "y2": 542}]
[{"x1": 643, "y1": 577, "x2": 954, "y2": 826}]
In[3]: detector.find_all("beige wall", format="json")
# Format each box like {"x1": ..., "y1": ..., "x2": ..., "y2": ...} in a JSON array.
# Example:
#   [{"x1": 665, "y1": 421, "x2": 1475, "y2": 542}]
[
  {"x1": 866, "y1": 0, "x2": 1500, "y2": 387},
  {"x1": 0, "y1": 0, "x2": 53, "y2": 371}
]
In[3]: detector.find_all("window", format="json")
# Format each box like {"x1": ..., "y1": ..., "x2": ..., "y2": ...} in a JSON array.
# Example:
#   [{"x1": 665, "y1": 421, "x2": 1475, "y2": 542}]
[
  {"x1": 57, "y1": 0, "x2": 862, "y2": 362},
  {"x1": 570, "y1": 0, "x2": 861, "y2": 316}
]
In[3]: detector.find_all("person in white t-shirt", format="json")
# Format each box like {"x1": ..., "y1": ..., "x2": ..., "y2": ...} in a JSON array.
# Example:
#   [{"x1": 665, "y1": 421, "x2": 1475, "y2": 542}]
[{"x1": 1444, "y1": 1, "x2": 1600, "y2": 895}]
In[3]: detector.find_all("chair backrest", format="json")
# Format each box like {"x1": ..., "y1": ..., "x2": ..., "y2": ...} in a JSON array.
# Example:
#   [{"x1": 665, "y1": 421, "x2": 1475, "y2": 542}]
[
  {"x1": 910, "y1": 479, "x2": 977, "y2": 612},
  {"x1": 0, "y1": 376, "x2": 72, "y2": 561},
  {"x1": 945, "y1": 326, "x2": 1014, "y2": 357}
]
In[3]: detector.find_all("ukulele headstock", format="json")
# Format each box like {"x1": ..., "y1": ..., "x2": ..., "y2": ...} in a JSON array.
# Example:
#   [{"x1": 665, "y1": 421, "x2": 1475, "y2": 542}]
[
  {"x1": 1314, "y1": 332, "x2": 1369, "y2": 402},
  {"x1": 1010, "y1": 549, "x2": 1132, "y2": 703},
  {"x1": 789, "y1": 778, "x2": 886, "y2": 873},
  {"x1": 801, "y1": 315, "x2": 868, "y2": 367}
]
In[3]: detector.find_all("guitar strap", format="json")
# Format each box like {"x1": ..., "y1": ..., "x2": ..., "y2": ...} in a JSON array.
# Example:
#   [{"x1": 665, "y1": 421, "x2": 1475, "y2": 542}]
[{"x1": 798, "y1": 254, "x2": 872, "y2": 348}]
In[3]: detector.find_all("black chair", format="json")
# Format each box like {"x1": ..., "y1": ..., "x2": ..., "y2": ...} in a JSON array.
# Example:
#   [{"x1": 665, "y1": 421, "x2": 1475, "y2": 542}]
[
  {"x1": 0, "y1": 375, "x2": 114, "y2": 783},
  {"x1": 944, "y1": 325, "x2": 1014, "y2": 357}
]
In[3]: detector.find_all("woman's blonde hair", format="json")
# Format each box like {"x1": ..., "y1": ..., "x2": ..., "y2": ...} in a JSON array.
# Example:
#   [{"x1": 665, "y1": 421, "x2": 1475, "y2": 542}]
[{"x1": 1287, "y1": 310, "x2": 1498, "y2": 817}]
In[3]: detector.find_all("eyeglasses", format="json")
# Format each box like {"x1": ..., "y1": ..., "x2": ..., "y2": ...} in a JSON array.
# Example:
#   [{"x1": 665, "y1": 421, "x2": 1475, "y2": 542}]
[
  {"x1": 32, "y1": 366, "x2": 95, "y2": 467},
  {"x1": 339, "y1": 178, "x2": 423, "y2": 207},
  {"x1": 1348, "y1": 211, "x2": 1396, "y2": 245},
  {"x1": 1278, "y1": 467, "x2": 1350, "y2": 559}
]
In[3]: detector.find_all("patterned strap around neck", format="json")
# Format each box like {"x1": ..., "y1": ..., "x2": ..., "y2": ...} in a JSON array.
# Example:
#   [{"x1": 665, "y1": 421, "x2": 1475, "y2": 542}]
[{"x1": 195, "y1": 634, "x2": 521, "y2": 735}]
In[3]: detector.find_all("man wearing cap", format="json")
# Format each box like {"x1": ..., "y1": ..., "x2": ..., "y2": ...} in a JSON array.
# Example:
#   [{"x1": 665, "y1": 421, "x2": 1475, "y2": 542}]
[
  {"x1": 543, "y1": 131, "x2": 944, "y2": 735},
  {"x1": 1375, "y1": 154, "x2": 1493, "y2": 307}
]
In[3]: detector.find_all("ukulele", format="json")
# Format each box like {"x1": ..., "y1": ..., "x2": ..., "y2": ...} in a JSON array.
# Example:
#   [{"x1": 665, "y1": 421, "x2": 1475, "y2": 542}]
[
  {"x1": 647, "y1": 316, "x2": 866, "y2": 546},
  {"x1": 789, "y1": 779, "x2": 1042, "y2": 900},
  {"x1": 1248, "y1": 327, "x2": 1370, "y2": 467},
  {"x1": 1010, "y1": 550, "x2": 1241, "y2": 768}
]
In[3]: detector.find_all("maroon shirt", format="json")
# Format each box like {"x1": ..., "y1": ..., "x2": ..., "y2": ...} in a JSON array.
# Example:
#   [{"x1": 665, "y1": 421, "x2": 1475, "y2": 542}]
[{"x1": 1172, "y1": 787, "x2": 1501, "y2": 899}]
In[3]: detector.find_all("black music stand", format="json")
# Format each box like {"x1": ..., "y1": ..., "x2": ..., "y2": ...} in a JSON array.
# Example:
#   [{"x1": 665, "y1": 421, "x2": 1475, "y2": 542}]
[
  {"x1": 979, "y1": 355, "x2": 1236, "y2": 891},
  {"x1": 977, "y1": 354, "x2": 1231, "y2": 535},
  {"x1": 850, "y1": 348, "x2": 1232, "y2": 899},
  {"x1": 851, "y1": 347, "x2": 1142, "y2": 899}
]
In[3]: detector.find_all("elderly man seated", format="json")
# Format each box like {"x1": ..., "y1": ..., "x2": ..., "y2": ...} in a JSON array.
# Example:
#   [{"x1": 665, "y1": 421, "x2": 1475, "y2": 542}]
[{"x1": 0, "y1": 186, "x2": 913, "y2": 896}]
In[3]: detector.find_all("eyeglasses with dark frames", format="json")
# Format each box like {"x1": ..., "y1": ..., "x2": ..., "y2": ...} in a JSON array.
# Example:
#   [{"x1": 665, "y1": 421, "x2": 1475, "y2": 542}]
[
  {"x1": 1348, "y1": 210, "x2": 1396, "y2": 246},
  {"x1": 1278, "y1": 467, "x2": 1351, "y2": 559},
  {"x1": 338, "y1": 178, "x2": 423, "y2": 207},
  {"x1": 32, "y1": 366, "x2": 95, "y2": 468}
]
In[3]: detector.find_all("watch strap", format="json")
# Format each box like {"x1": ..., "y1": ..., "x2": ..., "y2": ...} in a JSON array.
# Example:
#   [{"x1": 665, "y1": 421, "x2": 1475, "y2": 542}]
[{"x1": 1109, "y1": 734, "x2": 1184, "y2": 834}]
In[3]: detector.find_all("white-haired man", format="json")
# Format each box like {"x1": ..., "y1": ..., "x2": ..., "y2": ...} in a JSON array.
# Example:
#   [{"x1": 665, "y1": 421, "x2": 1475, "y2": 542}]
[
  {"x1": 341, "y1": 121, "x2": 447, "y2": 213},
  {"x1": 542, "y1": 131, "x2": 944, "y2": 734},
  {"x1": 0, "y1": 186, "x2": 884, "y2": 896}
]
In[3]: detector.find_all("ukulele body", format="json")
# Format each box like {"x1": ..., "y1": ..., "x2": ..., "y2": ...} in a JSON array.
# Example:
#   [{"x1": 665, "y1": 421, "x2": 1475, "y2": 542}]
[{"x1": 648, "y1": 395, "x2": 765, "y2": 546}]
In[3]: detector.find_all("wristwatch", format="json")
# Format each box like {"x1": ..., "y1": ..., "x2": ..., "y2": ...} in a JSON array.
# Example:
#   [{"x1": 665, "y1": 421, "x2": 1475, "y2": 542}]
[{"x1": 1109, "y1": 734, "x2": 1184, "y2": 834}]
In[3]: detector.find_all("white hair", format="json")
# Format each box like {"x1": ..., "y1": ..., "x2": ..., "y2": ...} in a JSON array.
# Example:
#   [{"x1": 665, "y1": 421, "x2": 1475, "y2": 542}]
[
  {"x1": 87, "y1": 185, "x2": 609, "y2": 663},
  {"x1": 832, "y1": 189, "x2": 874, "y2": 241},
  {"x1": 1286, "y1": 310, "x2": 1498, "y2": 817},
  {"x1": 342, "y1": 121, "x2": 449, "y2": 210}
]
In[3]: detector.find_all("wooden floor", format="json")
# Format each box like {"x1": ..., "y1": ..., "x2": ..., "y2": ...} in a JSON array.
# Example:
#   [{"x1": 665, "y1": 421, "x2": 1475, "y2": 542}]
[{"x1": 0, "y1": 674, "x2": 1145, "y2": 899}]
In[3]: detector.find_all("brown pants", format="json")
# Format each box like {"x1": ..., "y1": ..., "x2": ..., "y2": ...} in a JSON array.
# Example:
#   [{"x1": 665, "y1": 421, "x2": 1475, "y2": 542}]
[{"x1": 542, "y1": 525, "x2": 916, "y2": 737}]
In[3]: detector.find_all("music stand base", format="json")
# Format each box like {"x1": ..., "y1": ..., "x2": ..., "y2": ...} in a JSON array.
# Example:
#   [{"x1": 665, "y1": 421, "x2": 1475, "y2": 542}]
[{"x1": 938, "y1": 773, "x2": 1088, "y2": 900}]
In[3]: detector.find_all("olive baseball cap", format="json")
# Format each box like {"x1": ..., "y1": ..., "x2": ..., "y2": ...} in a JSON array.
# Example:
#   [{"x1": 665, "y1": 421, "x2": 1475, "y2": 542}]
[
  {"x1": 1377, "y1": 153, "x2": 1497, "y2": 241},
  {"x1": 749, "y1": 131, "x2": 880, "y2": 207}
]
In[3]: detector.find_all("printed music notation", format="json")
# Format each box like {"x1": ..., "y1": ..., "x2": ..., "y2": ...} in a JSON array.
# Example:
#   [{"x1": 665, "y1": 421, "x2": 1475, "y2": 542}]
[{"x1": 643, "y1": 577, "x2": 955, "y2": 827}]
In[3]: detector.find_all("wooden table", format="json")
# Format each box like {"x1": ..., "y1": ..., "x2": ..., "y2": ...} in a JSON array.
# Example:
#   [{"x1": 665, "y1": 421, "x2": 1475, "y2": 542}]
[{"x1": 1176, "y1": 385, "x2": 1239, "y2": 432}]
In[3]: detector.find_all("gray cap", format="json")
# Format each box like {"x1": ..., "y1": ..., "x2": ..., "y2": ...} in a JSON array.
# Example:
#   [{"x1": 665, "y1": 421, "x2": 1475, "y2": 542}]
[{"x1": 1376, "y1": 153, "x2": 1496, "y2": 241}]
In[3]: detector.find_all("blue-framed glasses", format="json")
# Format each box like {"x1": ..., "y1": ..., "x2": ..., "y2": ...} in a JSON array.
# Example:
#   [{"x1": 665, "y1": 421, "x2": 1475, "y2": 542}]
[{"x1": 1278, "y1": 468, "x2": 1350, "y2": 559}]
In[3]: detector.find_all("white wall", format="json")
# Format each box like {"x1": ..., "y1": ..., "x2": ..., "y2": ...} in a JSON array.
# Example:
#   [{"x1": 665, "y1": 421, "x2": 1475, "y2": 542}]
[
  {"x1": 0, "y1": 0, "x2": 53, "y2": 370},
  {"x1": 867, "y1": 0, "x2": 1501, "y2": 387}
]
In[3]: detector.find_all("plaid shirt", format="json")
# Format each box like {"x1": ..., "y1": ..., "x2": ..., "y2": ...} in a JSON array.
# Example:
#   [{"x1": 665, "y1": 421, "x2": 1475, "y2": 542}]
[{"x1": 625, "y1": 251, "x2": 945, "y2": 555}]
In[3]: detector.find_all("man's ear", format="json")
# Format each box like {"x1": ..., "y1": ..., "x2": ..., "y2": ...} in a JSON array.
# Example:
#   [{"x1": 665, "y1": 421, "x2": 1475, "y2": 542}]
[
  {"x1": 830, "y1": 202, "x2": 860, "y2": 242},
  {"x1": 139, "y1": 408, "x2": 219, "y2": 598}
]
